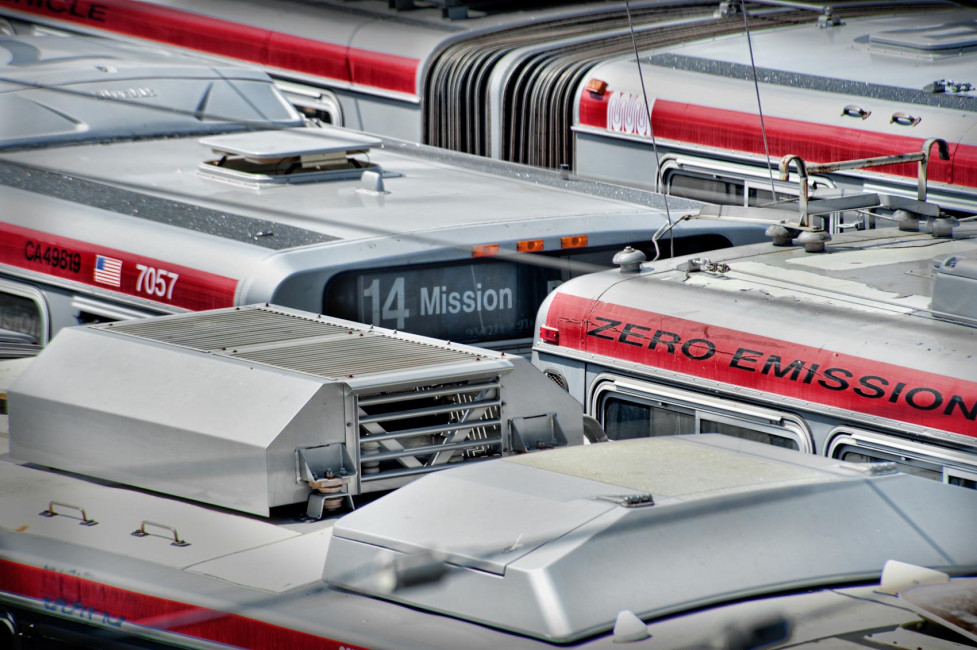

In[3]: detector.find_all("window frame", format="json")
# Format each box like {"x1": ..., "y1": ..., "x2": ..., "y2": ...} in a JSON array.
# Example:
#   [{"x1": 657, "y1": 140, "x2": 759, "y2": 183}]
[
  {"x1": 827, "y1": 428, "x2": 977, "y2": 487},
  {"x1": 591, "y1": 374, "x2": 813, "y2": 453},
  {"x1": 0, "y1": 279, "x2": 50, "y2": 345}
]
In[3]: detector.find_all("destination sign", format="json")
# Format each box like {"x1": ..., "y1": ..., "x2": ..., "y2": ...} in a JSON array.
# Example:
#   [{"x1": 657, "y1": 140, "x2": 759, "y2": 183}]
[{"x1": 325, "y1": 260, "x2": 551, "y2": 343}]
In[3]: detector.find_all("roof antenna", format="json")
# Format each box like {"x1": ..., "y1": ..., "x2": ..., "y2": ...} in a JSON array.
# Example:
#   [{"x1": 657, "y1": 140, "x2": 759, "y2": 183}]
[
  {"x1": 739, "y1": 0, "x2": 780, "y2": 205},
  {"x1": 624, "y1": 0, "x2": 674, "y2": 261}
]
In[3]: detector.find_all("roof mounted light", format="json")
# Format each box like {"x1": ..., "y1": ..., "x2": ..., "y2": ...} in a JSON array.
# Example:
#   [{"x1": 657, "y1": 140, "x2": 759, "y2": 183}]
[
  {"x1": 539, "y1": 325, "x2": 559, "y2": 345},
  {"x1": 585, "y1": 78, "x2": 608, "y2": 97}
]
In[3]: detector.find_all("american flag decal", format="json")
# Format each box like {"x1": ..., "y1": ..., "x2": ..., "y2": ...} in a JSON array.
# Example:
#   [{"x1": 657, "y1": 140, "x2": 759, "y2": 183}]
[{"x1": 94, "y1": 254, "x2": 122, "y2": 287}]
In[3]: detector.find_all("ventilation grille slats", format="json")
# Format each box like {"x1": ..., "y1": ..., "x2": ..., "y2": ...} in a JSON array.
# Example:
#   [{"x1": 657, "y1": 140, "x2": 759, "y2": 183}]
[{"x1": 99, "y1": 305, "x2": 493, "y2": 380}]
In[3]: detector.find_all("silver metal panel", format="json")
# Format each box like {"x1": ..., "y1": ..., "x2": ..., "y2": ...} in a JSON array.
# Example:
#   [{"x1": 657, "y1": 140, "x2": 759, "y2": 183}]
[
  {"x1": 104, "y1": 305, "x2": 500, "y2": 379},
  {"x1": 869, "y1": 21, "x2": 977, "y2": 52},
  {"x1": 199, "y1": 127, "x2": 381, "y2": 158},
  {"x1": 104, "y1": 307, "x2": 354, "y2": 351},
  {"x1": 326, "y1": 435, "x2": 977, "y2": 642},
  {"x1": 233, "y1": 333, "x2": 490, "y2": 380},
  {"x1": 6, "y1": 305, "x2": 589, "y2": 513},
  {"x1": 7, "y1": 325, "x2": 327, "y2": 516},
  {"x1": 0, "y1": 34, "x2": 302, "y2": 149}
]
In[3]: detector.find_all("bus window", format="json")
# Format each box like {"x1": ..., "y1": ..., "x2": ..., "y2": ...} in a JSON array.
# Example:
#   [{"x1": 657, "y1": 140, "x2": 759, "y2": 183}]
[
  {"x1": 275, "y1": 81, "x2": 344, "y2": 127},
  {"x1": 945, "y1": 468, "x2": 977, "y2": 490},
  {"x1": 666, "y1": 172, "x2": 743, "y2": 206},
  {"x1": 828, "y1": 429, "x2": 977, "y2": 485},
  {"x1": 592, "y1": 376, "x2": 812, "y2": 451},
  {"x1": 698, "y1": 416, "x2": 799, "y2": 450},
  {"x1": 0, "y1": 283, "x2": 47, "y2": 344},
  {"x1": 834, "y1": 447, "x2": 942, "y2": 482},
  {"x1": 603, "y1": 397, "x2": 693, "y2": 440},
  {"x1": 663, "y1": 167, "x2": 830, "y2": 210}
]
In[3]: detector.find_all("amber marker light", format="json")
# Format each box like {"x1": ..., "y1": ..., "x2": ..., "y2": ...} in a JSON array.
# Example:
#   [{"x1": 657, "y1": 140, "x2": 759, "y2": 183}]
[
  {"x1": 517, "y1": 239, "x2": 544, "y2": 253},
  {"x1": 586, "y1": 78, "x2": 608, "y2": 97},
  {"x1": 472, "y1": 244, "x2": 500, "y2": 257},
  {"x1": 539, "y1": 325, "x2": 560, "y2": 345},
  {"x1": 561, "y1": 235, "x2": 588, "y2": 249}
]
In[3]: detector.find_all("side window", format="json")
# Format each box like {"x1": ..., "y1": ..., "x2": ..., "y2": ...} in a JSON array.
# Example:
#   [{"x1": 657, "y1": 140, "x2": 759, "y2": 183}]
[
  {"x1": 945, "y1": 467, "x2": 977, "y2": 490},
  {"x1": 699, "y1": 414, "x2": 800, "y2": 450},
  {"x1": 834, "y1": 446, "x2": 942, "y2": 481},
  {"x1": 666, "y1": 172, "x2": 745, "y2": 206},
  {"x1": 662, "y1": 164, "x2": 834, "y2": 213},
  {"x1": 603, "y1": 397, "x2": 693, "y2": 440},
  {"x1": 0, "y1": 282, "x2": 48, "y2": 344},
  {"x1": 593, "y1": 377, "x2": 811, "y2": 452},
  {"x1": 276, "y1": 81, "x2": 344, "y2": 127},
  {"x1": 828, "y1": 429, "x2": 977, "y2": 488}
]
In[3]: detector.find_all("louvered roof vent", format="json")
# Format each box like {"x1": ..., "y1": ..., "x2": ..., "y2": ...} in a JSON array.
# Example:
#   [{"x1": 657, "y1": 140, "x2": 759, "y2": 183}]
[{"x1": 198, "y1": 126, "x2": 384, "y2": 187}]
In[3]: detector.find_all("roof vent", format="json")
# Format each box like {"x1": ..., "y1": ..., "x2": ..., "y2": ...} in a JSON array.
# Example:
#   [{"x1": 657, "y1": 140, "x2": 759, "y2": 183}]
[
  {"x1": 197, "y1": 126, "x2": 386, "y2": 187},
  {"x1": 868, "y1": 21, "x2": 977, "y2": 55}
]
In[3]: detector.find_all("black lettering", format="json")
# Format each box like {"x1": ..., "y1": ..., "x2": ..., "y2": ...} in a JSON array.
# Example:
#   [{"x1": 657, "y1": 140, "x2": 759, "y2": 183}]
[
  {"x1": 47, "y1": 0, "x2": 66, "y2": 12},
  {"x1": 803, "y1": 363, "x2": 820, "y2": 384},
  {"x1": 619, "y1": 323, "x2": 650, "y2": 346},
  {"x1": 944, "y1": 394, "x2": 977, "y2": 421},
  {"x1": 682, "y1": 338, "x2": 715, "y2": 360},
  {"x1": 69, "y1": 0, "x2": 89, "y2": 18},
  {"x1": 888, "y1": 382, "x2": 906, "y2": 403},
  {"x1": 648, "y1": 329, "x2": 681, "y2": 353},
  {"x1": 586, "y1": 317, "x2": 620, "y2": 341},
  {"x1": 818, "y1": 367, "x2": 852, "y2": 391},
  {"x1": 905, "y1": 387, "x2": 943, "y2": 411},
  {"x1": 761, "y1": 355, "x2": 808, "y2": 381},
  {"x1": 854, "y1": 375, "x2": 888, "y2": 399},
  {"x1": 730, "y1": 347, "x2": 763, "y2": 372},
  {"x1": 90, "y1": 4, "x2": 106, "y2": 21}
]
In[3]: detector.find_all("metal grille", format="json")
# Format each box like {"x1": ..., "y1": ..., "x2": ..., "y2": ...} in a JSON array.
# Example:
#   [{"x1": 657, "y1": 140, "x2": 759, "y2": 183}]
[
  {"x1": 233, "y1": 334, "x2": 487, "y2": 379},
  {"x1": 102, "y1": 306, "x2": 492, "y2": 379},
  {"x1": 424, "y1": 2, "x2": 920, "y2": 169},
  {"x1": 357, "y1": 378, "x2": 503, "y2": 483},
  {"x1": 102, "y1": 306, "x2": 351, "y2": 351}
]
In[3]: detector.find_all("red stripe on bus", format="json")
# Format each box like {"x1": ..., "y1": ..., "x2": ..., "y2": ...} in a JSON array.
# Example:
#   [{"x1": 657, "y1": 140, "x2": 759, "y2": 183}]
[
  {"x1": 0, "y1": 223, "x2": 237, "y2": 311},
  {"x1": 0, "y1": 559, "x2": 366, "y2": 649},
  {"x1": 4, "y1": 0, "x2": 419, "y2": 95},
  {"x1": 545, "y1": 293, "x2": 977, "y2": 438},
  {"x1": 578, "y1": 91, "x2": 977, "y2": 188}
]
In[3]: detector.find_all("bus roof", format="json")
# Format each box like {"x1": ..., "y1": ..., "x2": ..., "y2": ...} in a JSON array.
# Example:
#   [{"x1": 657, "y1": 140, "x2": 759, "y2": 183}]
[
  {"x1": 535, "y1": 224, "x2": 977, "y2": 443},
  {"x1": 0, "y1": 33, "x2": 303, "y2": 148},
  {"x1": 329, "y1": 433, "x2": 977, "y2": 642},
  {"x1": 576, "y1": 7, "x2": 977, "y2": 193}
]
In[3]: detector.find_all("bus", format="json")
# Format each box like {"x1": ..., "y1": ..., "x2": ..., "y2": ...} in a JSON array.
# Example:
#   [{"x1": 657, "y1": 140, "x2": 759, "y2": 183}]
[
  {"x1": 532, "y1": 190, "x2": 977, "y2": 485},
  {"x1": 2, "y1": 307, "x2": 975, "y2": 647},
  {"x1": 0, "y1": 29, "x2": 771, "y2": 351},
  {"x1": 4, "y1": 1, "x2": 975, "y2": 214}
]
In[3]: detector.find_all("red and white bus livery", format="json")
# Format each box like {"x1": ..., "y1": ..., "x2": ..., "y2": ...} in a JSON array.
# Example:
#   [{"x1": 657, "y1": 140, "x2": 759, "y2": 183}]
[
  {"x1": 0, "y1": 30, "x2": 775, "y2": 350},
  {"x1": 533, "y1": 198, "x2": 977, "y2": 486},
  {"x1": 573, "y1": 4, "x2": 977, "y2": 215},
  {"x1": 4, "y1": 1, "x2": 974, "y2": 215}
]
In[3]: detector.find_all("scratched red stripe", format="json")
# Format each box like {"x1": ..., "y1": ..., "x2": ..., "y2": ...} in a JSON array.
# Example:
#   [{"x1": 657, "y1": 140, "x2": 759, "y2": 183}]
[
  {"x1": 0, "y1": 223, "x2": 237, "y2": 311},
  {"x1": 545, "y1": 292, "x2": 977, "y2": 438},
  {"x1": 4, "y1": 0, "x2": 419, "y2": 95},
  {"x1": 578, "y1": 91, "x2": 977, "y2": 188},
  {"x1": 0, "y1": 559, "x2": 367, "y2": 649}
]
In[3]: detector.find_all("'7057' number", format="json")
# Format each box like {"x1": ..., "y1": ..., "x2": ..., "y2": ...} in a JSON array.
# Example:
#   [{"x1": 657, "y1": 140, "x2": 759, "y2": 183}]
[{"x1": 135, "y1": 264, "x2": 179, "y2": 300}]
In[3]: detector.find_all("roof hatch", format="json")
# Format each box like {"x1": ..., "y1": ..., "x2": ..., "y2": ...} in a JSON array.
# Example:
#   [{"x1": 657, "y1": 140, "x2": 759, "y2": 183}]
[
  {"x1": 868, "y1": 20, "x2": 977, "y2": 55},
  {"x1": 197, "y1": 126, "x2": 387, "y2": 187}
]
